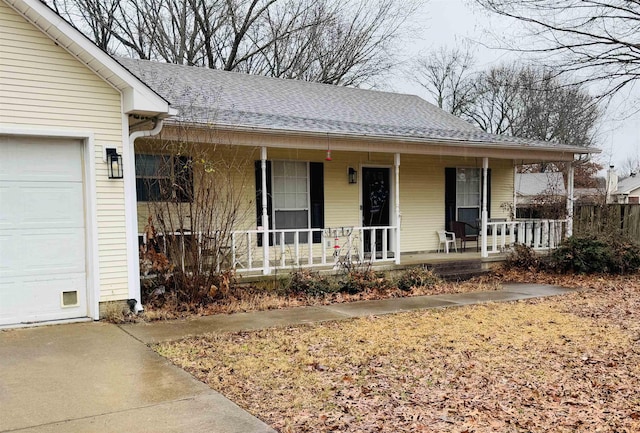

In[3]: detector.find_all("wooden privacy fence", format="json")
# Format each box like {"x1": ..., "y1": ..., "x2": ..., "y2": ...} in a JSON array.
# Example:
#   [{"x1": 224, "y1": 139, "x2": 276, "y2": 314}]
[{"x1": 574, "y1": 204, "x2": 640, "y2": 241}]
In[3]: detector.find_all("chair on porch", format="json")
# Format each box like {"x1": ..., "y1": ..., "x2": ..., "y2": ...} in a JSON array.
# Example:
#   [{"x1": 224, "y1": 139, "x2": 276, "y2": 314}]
[
  {"x1": 450, "y1": 221, "x2": 479, "y2": 252},
  {"x1": 437, "y1": 230, "x2": 457, "y2": 253}
]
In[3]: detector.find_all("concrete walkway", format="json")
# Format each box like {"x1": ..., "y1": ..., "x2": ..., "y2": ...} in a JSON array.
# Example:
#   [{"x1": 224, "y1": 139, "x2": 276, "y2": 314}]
[
  {"x1": 0, "y1": 283, "x2": 572, "y2": 433},
  {"x1": 121, "y1": 283, "x2": 573, "y2": 344},
  {"x1": 0, "y1": 322, "x2": 274, "y2": 433}
]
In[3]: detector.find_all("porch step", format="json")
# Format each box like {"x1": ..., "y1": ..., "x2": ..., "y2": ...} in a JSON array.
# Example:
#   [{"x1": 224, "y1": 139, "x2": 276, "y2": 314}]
[{"x1": 426, "y1": 260, "x2": 491, "y2": 282}]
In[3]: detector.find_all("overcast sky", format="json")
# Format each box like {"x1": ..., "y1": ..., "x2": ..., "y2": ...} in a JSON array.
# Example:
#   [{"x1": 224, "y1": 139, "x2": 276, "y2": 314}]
[{"x1": 387, "y1": 0, "x2": 639, "y2": 172}]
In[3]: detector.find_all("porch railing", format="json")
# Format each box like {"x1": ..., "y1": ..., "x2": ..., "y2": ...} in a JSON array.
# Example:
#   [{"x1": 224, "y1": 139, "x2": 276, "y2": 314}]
[
  {"x1": 231, "y1": 226, "x2": 397, "y2": 272},
  {"x1": 485, "y1": 219, "x2": 568, "y2": 255},
  {"x1": 140, "y1": 226, "x2": 398, "y2": 274}
]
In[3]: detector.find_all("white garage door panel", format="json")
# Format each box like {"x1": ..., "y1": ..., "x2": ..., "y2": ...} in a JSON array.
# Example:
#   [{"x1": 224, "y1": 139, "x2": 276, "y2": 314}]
[
  {"x1": 0, "y1": 274, "x2": 86, "y2": 324},
  {"x1": 0, "y1": 185, "x2": 11, "y2": 229},
  {"x1": 17, "y1": 183, "x2": 85, "y2": 228},
  {"x1": 1, "y1": 182, "x2": 84, "y2": 229},
  {"x1": 0, "y1": 136, "x2": 88, "y2": 326},
  {"x1": 0, "y1": 137, "x2": 83, "y2": 182},
  {"x1": 17, "y1": 230, "x2": 86, "y2": 275}
]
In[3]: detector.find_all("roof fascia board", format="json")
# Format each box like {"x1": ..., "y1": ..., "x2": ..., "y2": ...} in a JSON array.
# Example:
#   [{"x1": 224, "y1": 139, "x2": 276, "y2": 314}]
[
  {"x1": 5, "y1": 0, "x2": 172, "y2": 117},
  {"x1": 159, "y1": 123, "x2": 589, "y2": 162}
]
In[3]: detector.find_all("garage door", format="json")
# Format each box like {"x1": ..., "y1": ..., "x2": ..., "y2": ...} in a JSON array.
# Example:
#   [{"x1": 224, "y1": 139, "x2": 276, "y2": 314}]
[{"x1": 0, "y1": 136, "x2": 88, "y2": 326}]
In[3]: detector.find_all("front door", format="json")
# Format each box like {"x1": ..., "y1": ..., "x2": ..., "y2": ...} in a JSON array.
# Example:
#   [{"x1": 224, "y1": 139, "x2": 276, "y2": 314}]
[{"x1": 362, "y1": 167, "x2": 390, "y2": 256}]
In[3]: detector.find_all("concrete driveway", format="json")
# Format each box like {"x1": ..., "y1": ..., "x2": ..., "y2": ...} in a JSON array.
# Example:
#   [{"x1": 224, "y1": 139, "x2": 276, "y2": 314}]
[{"x1": 0, "y1": 322, "x2": 274, "y2": 433}]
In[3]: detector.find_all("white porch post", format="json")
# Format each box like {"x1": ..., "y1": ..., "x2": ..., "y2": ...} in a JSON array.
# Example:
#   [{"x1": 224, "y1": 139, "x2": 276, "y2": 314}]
[
  {"x1": 566, "y1": 163, "x2": 575, "y2": 238},
  {"x1": 513, "y1": 163, "x2": 518, "y2": 219},
  {"x1": 261, "y1": 146, "x2": 271, "y2": 275},
  {"x1": 394, "y1": 153, "x2": 401, "y2": 265},
  {"x1": 481, "y1": 157, "x2": 489, "y2": 258}
]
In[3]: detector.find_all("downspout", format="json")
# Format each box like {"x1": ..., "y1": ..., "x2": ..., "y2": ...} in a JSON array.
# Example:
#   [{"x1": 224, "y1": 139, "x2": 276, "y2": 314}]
[{"x1": 126, "y1": 118, "x2": 165, "y2": 313}]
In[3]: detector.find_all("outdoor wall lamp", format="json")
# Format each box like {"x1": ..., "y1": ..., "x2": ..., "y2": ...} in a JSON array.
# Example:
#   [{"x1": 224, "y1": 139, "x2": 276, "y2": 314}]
[
  {"x1": 105, "y1": 147, "x2": 123, "y2": 179},
  {"x1": 348, "y1": 167, "x2": 357, "y2": 184}
]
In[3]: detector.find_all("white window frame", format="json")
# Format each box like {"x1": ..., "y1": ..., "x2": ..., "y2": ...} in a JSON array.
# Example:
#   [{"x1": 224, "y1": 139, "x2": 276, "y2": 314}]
[
  {"x1": 271, "y1": 160, "x2": 311, "y2": 233},
  {"x1": 455, "y1": 167, "x2": 481, "y2": 224},
  {"x1": 135, "y1": 154, "x2": 192, "y2": 202}
]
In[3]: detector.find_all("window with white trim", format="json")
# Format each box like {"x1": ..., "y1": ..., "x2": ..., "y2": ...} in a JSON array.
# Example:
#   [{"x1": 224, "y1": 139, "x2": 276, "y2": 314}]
[
  {"x1": 135, "y1": 154, "x2": 193, "y2": 202},
  {"x1": 456, "y1": 168, "x2": 480, "y2": 227},
  {"x1": 272, "y1": 160, "x2": 309, "y2": 242}
]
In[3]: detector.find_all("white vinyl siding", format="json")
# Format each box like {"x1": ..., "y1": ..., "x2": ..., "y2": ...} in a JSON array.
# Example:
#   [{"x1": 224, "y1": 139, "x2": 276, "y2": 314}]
[{"x1": 0, "y1": 3, "x2": 128, "y2": 302}]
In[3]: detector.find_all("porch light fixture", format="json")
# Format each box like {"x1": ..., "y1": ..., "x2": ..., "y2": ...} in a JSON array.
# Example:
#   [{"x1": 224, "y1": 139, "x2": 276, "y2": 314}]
[
  {"x1": 348, "y1": 167, "x2": 357, "y2": 184},
  {"x1": 106, "y1": 148, "x2": 123, "y2": 179}
]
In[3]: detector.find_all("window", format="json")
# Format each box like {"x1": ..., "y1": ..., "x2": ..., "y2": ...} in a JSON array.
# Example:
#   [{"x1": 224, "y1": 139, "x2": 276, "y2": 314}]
[
  {"x1": 272, "y1": 161, "x2": 309, "y2": 242},
  {"x1": 445, "y1": 167, "x2": 490, "y2": 232},
  {"x1": 255, "y1": 160, "x2": 324, "y2": 246},
  {"x1": 456, "y1": 168, "x2": 481, "y2": 228},
  {"x1": 135, "y1": 154, "x2": 192, "y2": 202}
]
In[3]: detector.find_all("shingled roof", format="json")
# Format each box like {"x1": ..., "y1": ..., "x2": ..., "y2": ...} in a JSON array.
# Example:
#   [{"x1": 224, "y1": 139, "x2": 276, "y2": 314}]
[
  {"x1": 615, "y1": 174, "x2": 640, "y2": 195},
  {"x1": 117, "y1": 58, "x2": 590, "y2": 152},
  {"x1": 516, "y1": 172, "x2": 566, "y2": 198}
]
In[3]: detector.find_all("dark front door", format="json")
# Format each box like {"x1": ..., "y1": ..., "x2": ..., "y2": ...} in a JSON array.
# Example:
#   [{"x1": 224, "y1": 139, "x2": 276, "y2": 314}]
[{"x1": 362, "y1": 167, "x2": 390, "y2": 255}]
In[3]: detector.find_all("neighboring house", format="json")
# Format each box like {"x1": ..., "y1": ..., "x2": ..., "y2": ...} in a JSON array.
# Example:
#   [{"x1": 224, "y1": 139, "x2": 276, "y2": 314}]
[
  {"x1": 0, "y1": 0, "x2": 596, "y2": 326},
  {"x1": 611, "y1": 174, "x2": 640, "y2": 204},
  {"x1": 574, "y1": 187, "x2": 604, "y2": 205},
  {"x1": 515, "y1": 172, "x2": 566, "y2": 219}
]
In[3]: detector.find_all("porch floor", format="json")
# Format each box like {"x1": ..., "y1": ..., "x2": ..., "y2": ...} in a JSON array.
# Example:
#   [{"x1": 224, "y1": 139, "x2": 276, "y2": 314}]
[{"x1": 400, "y1": 250, "x2": 506, "y2": 266}]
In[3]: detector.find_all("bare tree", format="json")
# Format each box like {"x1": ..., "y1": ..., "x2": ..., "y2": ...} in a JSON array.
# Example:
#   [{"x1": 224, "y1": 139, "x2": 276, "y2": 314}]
[
  {"x1": 463, "y1": 64, "x2": 522, "y2": 135},
  {"x1": 460, "y1": 64, "x2": 600, "y2": 149},
  {"x1": 49, "y1": 0, "x2": 121, "y2": 50},
  {"x1": 410, "y1": 45, "x2": 476, "y2": 116},
  {"x1": 138, "y1": 126, "x2": 256, "y2": 304},
  {"x1": 474, "y1": 0, "x2": 640, "y2": 97},
  {"x1": 45, "y1": 0, "x2": 418, "y2": 87},
  {"x1": 619, "y1": 151, "x2": 640, "y2": 178}
]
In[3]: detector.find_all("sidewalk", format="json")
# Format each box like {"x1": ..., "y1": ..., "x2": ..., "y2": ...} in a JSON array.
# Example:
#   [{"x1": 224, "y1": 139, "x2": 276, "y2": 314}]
[{"x1": 120, "y1": 283, "x2": 574, "y2": 344}]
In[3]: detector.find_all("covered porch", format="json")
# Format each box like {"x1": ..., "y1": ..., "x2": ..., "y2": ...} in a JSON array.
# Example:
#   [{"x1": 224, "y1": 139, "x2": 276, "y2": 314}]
[{"x1": 136, "y1": 133, "x2": 575, "y2": 276}]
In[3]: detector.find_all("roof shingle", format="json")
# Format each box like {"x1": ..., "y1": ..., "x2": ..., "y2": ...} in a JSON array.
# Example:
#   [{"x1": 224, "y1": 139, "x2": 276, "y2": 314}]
[{"x1": 117, "y1": 58, "x2": 590, "y2": 151}]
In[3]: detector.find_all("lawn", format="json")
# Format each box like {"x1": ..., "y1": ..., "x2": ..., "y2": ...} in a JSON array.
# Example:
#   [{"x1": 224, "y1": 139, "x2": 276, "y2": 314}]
[{"x1": 155, "y1": 272, "x2": 640, "y2": 432}]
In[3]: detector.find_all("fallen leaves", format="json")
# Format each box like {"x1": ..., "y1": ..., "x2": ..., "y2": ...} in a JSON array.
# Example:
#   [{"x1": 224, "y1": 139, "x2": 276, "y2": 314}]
[{"x1": 155, "y1": 271, "x2": 640, "y2": 432}]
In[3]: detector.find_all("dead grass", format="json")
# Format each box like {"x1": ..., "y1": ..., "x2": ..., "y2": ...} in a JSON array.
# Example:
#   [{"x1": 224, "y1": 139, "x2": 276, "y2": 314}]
[{"x1": 155, "y1": 271, "x2": 640, "y2": 432}]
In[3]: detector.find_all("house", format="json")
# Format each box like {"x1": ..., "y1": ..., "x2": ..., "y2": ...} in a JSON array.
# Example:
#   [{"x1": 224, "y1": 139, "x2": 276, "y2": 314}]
[
  {"x1": 0, "y1": 0, "x2": 173, "y2": 326},
  {"x1": 515, "y1": 172, "x2": 566, "y2": 218},
  {"x1": 0, "y1": 0, "x2": 596, "y2": 326},
  {"x1": 611, "y1": 173, "x2": 640, "y2": 204}
]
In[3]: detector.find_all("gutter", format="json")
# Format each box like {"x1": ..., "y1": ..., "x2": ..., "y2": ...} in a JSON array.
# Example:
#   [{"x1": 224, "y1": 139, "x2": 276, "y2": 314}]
[{"x1": 126, "y1": 118, "x2": 165, "y2": 313}]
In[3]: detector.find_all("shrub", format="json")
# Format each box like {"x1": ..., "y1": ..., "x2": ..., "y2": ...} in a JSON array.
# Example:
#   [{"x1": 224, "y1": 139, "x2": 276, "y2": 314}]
[
  {"x1": 550, "y1": 236, "x2": 613, "y2": 274},
  {"x1": 607, "y1": 238, "x2": 640, "y2": 274},
  {"x1": 339, "y1": 266, "x2": 389, "y2": 294},
  {"x1": 504, "y1": 244, "x2": 542, "y2": 271},
  {"x1": 396, "y1": 267, "x2": 440, "y2": 291},
  {"x1": 548, "y1": 235, "x2": 640, "y2": 275},
  {"x1": 287, "y1": 269, "x2": 334, "y2": 297}
]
